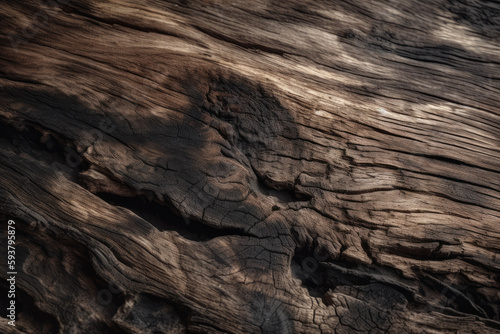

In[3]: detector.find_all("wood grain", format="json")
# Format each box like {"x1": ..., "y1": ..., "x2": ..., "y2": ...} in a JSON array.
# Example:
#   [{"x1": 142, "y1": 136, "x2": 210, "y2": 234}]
[{"x1": 1, "y1": 0, "x2": 499, "y2": 333}]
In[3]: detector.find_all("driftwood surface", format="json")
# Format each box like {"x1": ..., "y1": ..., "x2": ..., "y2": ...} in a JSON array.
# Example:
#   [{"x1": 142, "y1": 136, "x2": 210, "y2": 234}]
[{"x1": 1, "y1": 0, "x2": 500, "y2": 333}]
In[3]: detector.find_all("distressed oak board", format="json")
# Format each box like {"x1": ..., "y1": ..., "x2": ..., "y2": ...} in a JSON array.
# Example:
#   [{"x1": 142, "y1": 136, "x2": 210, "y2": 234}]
[{"x1": 1, "y1": 0, "x2": 500, "y2": 333}]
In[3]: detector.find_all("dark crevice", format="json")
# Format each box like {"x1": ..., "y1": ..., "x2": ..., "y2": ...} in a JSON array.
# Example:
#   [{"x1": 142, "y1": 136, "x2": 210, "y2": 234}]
[
  {"x1": 94, "y1": 192, "x2": 254, "y2": 241},
  {"x1": 417, "y1": 154, "x2": 467, "y2": 166},
  {"x1": 290, "y1": 246, "x2": 333, "y2": 298},
  {"x1": 360, "y1": 239, "x2": 375, "y2": 262}
]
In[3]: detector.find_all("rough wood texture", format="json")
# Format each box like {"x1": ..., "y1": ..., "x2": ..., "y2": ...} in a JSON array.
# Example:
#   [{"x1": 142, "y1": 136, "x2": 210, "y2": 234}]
[{"x1": 1, "y1": 0, "x2": 500, "y2": 333}]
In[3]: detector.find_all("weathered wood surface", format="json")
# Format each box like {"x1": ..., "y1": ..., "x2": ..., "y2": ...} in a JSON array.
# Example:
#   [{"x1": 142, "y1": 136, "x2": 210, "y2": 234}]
[{"x1": 1, "y1": 0, "x2": 500, "y2": 333}]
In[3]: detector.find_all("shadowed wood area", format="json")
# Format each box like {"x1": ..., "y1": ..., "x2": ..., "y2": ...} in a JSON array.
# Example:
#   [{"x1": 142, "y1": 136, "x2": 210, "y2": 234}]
[{"x1": 1, "y1": 0, "x2": 500, "y2": 333}]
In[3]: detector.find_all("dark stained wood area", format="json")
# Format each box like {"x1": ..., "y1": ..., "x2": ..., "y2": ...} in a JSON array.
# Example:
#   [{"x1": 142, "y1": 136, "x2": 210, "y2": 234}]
[{"x1": 1, "y1": 0, "x2": 500, "y2": 333}]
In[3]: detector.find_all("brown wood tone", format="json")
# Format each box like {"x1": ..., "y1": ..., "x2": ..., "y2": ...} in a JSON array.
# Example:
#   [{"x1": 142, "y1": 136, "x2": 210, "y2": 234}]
[{"x1": 1, "y1": 0, "x2": 500, "y2": 333}]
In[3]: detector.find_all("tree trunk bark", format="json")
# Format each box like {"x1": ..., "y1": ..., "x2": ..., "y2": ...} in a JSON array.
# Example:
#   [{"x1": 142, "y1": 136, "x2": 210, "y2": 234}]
[{"x1": 1, "y1": 0, "x2": 500, "y2": 333}]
